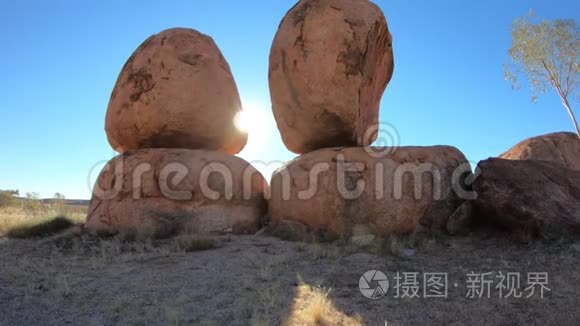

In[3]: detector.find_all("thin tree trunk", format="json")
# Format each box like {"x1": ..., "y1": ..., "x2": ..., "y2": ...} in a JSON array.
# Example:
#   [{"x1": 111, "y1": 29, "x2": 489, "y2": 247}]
[
  {"x1": 542, "y1": 60, "x2": 580, "y2": 138},
  {"x1": 555, "y1": 85, "x2": 580, "y2": 138},
  {"x1": 563, "y1": 100, "x2": 580, "y2": 138}
]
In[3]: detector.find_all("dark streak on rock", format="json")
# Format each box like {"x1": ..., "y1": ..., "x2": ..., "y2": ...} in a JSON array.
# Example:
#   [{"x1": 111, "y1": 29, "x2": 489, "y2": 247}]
[
  {"x1": 127, "y1": 68, "x2": 155, "y2": 102},
  {"x1": 280, "y1": 50, "x2": 303, "y2": 128},
  {"x1": 338, "y1": 19, "x2": 364, "y2": 78},
  {"x1": 292, "y1": 1, "x2": 313, "y2": 26},
  {"x1": 339, "y1": 45, "x2": 364, "y2": 78},
  {"x1": 291, "y1": 2, "x2": 312, "y2": 58},
  {"x1": 178, "y1": 54, "x2": 204, "y2": 66},
  {"x1": 294, "y1": 22, "x2": 306, "y2": 51}
]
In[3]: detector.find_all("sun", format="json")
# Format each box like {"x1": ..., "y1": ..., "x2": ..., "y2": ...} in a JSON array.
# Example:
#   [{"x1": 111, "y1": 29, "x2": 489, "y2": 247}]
[
  {"x1": 234, "y1": 110, "x2": 251, "y2": 133},
  {"x1": 234, "y1": 101, "x2": 277, "y2": 159},
  {"x1": 234, "y1": 103, "x2": 270, "y2": 136}
]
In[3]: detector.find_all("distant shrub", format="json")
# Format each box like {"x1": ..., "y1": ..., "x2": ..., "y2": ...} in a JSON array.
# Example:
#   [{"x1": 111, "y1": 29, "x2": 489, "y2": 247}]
[
  {"x1": 23, "y1": 192, "x2": 43, "y2": 212},
  {"x1": 53, "y1": 192, "x2": 66, "y2": 212},
  {"x1": 0, "y1": 189, "x2": 19, "y2": 207}
]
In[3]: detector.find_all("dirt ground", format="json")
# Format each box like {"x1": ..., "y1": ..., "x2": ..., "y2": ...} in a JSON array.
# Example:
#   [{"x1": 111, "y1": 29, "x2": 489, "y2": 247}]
[{"x1": 0, "y1": 231, "x2": 579, "y2": 326}]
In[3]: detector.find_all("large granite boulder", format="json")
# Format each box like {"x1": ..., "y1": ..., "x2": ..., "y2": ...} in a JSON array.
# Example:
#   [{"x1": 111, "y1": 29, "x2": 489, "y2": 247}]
[
  {"x1": 472, "y1": 158, "x2": 580, "y2": 237},
  {"x1": 269, "y1": 0, "x2": 394, "y2": 153},
  {"x1": 106, "y1": 28, "x2": 247, "y2": 154},
  {"x1": 268, "y1": 146, "x2": 471, "y2": 239},
  {"x1": 86, "y1": 149, "x2": 267, "y2": 235},
  {"x1": 500, "y1": 132, "x2": 580, "y2": 170}
]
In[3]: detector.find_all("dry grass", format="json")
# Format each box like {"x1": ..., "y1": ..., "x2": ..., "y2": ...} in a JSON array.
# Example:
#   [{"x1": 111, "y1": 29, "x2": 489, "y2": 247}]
[
  {"x1": 0, "y1": 233, "x2": 578, "y2": 324},
  {"x1": 235, "y1": 253, "x2": 290, "y2": 324},
  {"x1": 298, "y1": 286, "x2": 332, "y2": 324},
  {"x1": 308, "y1": 243, "x2": 341, "y2": 261},
  {"x1": 0, "y1": 205, "x2": 86, "y2": 238},
  {"x1": 173, "y1": 235, "x2": 216, "y2": 252},
  {"x1": 285, "y1": 283, "x2": 362, "y2": 326}
]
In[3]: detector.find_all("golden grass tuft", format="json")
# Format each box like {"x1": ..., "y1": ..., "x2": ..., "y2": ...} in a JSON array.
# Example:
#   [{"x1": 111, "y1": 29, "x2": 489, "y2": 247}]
[{"x1": 285, "y1": 283, "x2": 362, "y2": 326}]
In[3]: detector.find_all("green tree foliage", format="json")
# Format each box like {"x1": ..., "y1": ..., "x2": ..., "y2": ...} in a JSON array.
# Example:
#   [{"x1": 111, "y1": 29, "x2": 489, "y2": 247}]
[
  {"x1": 25, "y1": 192, "x2": 40, "y2": 200},
  {"x1": 24, "y1": 192, "x2": 42, "y2": 212},
  {"x1": 53, "y1": 192, "x2": 66, "y2": 211},
  {"x1": 0, "y1": 189, "x2": 19, "y2": 207},
  {"x1": 54, "y1": 192, "x2": 65, "y2": 200},
  {"x1": 504, "y1": 11, "x2": 579, "y2": 136}
]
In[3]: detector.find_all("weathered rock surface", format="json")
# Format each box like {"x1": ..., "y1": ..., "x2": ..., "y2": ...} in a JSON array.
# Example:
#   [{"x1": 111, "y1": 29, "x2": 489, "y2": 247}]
[
  {"x1": 446, "y1": 201, "x2": 473, "y2": 235},
  {"x1": 472, "y1": 158, "x2": 580, "y2": 237},
  {"x1": 500, "y1": 132, "x2": 580, "y2": 170},
  {"x1": 269, "y1": 0, "x2": 394, "y2": 153},
  {"x1": 106, "y1": 28, "x2": 247, "y2": 154},
  {"x1": 268, "y1": 146, "x2": 471, "y2": 239},
  {"x1": 86, "y1": 149, "x2": 267, "y2": 235}
]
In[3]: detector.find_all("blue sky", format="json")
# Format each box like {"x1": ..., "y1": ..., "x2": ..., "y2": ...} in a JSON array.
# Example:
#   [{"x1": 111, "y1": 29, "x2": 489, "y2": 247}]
[{"x1": 0, "y1": 0, "x2": 578, "y2": 199}]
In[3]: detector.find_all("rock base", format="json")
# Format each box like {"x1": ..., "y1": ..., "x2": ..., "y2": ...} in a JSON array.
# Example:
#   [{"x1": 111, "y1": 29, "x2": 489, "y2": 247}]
[
  {"x1": 86, "y1": 149, "x2": 268, "y2": 235},
  {"x1": 268, "y1": 146, "x2": 471, "y2": 239}
]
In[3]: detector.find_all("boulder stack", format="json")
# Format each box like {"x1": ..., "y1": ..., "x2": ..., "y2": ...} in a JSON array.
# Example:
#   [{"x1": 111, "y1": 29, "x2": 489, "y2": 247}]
[
  {"x1": 268, "y1": 0, "x2": 470, "y2": 239},
  {"x1": 86, "y1": 28, "x2": 267, "y2": 235}
]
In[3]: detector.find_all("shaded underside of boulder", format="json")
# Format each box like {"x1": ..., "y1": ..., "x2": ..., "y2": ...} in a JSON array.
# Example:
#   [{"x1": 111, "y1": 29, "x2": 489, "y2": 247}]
[
  {"x1": 268, "y1": 146, "x2": 471, "y2": 239},
  {"x1": 86, "y1": 149, "x2": 268, "y2": 236}
]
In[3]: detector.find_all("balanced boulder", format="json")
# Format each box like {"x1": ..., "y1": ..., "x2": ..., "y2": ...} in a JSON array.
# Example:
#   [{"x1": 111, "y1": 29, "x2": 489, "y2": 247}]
[
  {"x1": 472, "y1": 158, "x2": 580, "y2": 237},
  {"x1": 500, "y1": 132, "x2": 580, "y2": 170},
  {"x1": 269, "y1": 0, "x2": 394, "y2": 153},
  {"x1": 268, "y1": 146, "x2": 470, "y2": 239},
  {"x1": 106, "y1": 28, "x2": 247, "y2": 154},
  {"x1": 86, "y1": 149, "x2": 268, "y2": 235}
]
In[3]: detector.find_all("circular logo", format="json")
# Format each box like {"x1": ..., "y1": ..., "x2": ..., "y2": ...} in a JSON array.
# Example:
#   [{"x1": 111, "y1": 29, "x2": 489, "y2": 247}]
[
  {"x1": 360, "y1": 122, "x2": 401, "y2": 158},
  {"x1": 359, "y1": 270, "x2": 389, "y2": 300}
]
